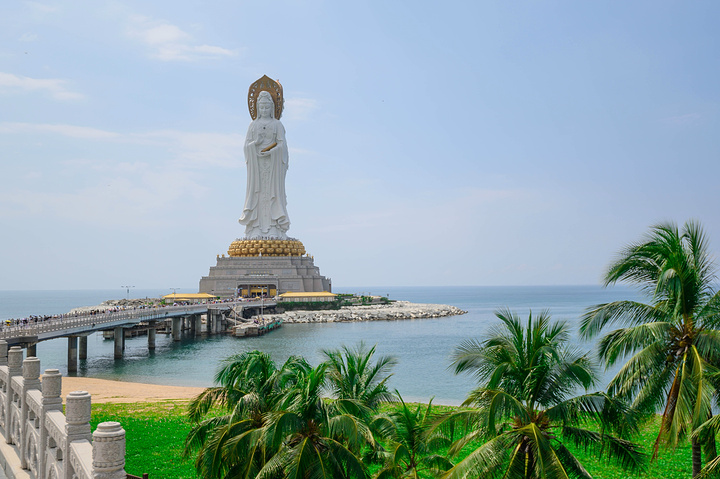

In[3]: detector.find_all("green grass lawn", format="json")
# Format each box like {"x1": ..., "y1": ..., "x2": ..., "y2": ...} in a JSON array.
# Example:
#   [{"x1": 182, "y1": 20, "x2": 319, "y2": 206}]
[
  {"x1": 91, "y1": 401, "x2": 197, "y2": 478},
  {"x1": 94, "y1": 400, "x2": 695, "y2": 479},
  {"x1": 563, "y1": 419, "x2": 693, "y2": 479}
]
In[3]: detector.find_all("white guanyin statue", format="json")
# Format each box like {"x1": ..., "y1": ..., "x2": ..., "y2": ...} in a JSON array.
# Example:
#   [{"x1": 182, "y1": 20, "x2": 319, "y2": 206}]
[{"x1": 239, "y1": 76, "x2": 290, "y2": 239}]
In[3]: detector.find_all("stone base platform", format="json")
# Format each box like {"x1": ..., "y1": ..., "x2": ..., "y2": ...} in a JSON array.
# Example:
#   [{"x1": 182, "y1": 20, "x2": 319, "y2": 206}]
[{"x1": 199, "y1": 255, "x2": 331, "y2": 298}]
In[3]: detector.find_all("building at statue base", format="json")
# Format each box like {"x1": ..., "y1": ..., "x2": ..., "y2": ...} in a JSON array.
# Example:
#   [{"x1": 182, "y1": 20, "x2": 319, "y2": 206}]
[{"x1": 199, "y1": 238, "x2": 331, "y2": 299}]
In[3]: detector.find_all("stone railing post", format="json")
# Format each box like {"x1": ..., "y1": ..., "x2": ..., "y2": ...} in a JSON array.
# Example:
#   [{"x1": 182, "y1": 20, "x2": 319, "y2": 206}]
[
  {"x1": 8, "y1": 346, "x2": 22, "y2": 377},
  {"x1": 20, "y1": 357, "x2": 40, "y2": 468},
  {"x1": 40, "y1": 369, "x2": 63, "y2": 478},
  {"x1": 64, "y1": 391, "x2": 91, "y2": 479},
  {"x1": 6, "y1": 346, "x2": 22, "y2": 444},
  {"x1": 0, "y1": 339, "x2": 8, "y2": 366},
  {"x1": 92, "y1": 422, "x2": 126, "y2": 479}
]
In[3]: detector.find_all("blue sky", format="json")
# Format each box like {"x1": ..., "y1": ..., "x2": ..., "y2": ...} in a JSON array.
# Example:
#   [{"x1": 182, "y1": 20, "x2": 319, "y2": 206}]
[{"x1": 1, "y1": 1, "x2": 719, "y2": 290}]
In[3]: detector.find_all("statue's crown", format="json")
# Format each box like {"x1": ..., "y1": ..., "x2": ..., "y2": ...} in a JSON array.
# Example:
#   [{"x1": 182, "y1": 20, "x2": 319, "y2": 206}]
[{"x1": 248, "y1": 75, "x2": 283, "y2": 120}]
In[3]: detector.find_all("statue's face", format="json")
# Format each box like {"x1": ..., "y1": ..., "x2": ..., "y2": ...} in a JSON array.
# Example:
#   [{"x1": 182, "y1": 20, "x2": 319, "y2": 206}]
[{"x1": 258, "y1": 100, "x2": 273, "y2": 119}]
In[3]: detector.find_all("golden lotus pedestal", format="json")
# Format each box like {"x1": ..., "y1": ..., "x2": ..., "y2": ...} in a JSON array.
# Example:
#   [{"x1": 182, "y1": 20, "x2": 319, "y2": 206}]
[
  {"x1": 198, "y1": 238, "x2": 331, "y2": 298},
  {"x1": 227, "y1": 239, "x2": 306, "y2": 257}
]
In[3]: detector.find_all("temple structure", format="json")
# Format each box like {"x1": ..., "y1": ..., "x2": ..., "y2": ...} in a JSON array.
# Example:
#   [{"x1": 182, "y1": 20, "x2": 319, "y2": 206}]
[{"x1": 199, "y1": 76, "x2": 331, "y2": 298}]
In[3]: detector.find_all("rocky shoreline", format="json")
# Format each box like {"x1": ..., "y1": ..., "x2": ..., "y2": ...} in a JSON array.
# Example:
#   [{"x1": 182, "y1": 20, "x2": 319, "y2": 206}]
[{"x1": 259, "y1": 301, "x2": 467, "y2": 323}]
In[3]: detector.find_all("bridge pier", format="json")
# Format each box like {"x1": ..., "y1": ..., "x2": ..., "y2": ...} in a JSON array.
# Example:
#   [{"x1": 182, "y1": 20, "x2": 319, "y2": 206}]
[
  {"x1": 79, "y1": 335, "x2": 88, "y2": 360},
  {"x1": 0, "y1": 304, "x2": 250, "y2": 366},
  {"x1": 195, "y1": 315, "x2": 202, "y2": 337},
  {"x1": 216, "y1": 313, "x2": 224, "y2": 333},
  {"x1": 148, "y1": 322, "x2": 156, "y2": 350},
  {"x1": 114, "y1": 327, "x2": 124, "y2": 359},
  {"x1": 172, "y1": 317, "x2": 181, "y2": 342},
  {"x1": 68, "y1": 336, "x2": 78, "y2": 373}
]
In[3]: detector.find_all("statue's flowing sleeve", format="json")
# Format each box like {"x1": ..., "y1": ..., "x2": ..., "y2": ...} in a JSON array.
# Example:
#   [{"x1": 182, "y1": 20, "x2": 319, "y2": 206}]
[
  {"x1": 277, "y1": 122, "x2": 288, "y2": 166},
  {"x1": 239, "y1": 122, "x2": 259, "y2": 225}
]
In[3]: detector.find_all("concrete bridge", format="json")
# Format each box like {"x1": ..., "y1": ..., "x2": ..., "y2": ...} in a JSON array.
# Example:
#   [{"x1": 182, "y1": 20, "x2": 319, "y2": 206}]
[{"x1": 0, "y1": 300, "x2": 276, "y2": 373}]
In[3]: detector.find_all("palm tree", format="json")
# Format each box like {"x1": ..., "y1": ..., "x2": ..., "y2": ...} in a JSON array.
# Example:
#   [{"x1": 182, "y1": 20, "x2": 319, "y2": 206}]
[
  {"x1": 580, "y1": 220, "x2": 720, "y2": 477},
  {"x1": 257, "y1": 362, "x2": 375, "y2": 479},
  {"x1": 371, "y1": 392, "x2": 454, "y2": 479},
  {"x1": 184, "y1": 351, "x2": 305, "y2": 479},
  {"x1": 322, "y1": 342, "x2": 397, "y2": 411},
  {"x1": 187, "y1": 351, "x2": 377, "y2": 479},
  {"x1": 440, "y1": 309, "x2": 645, "y2": 479}
]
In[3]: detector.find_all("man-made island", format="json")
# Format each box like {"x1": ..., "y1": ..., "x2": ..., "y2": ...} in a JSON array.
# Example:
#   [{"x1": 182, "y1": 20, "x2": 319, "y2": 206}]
[
  {"x1": 263, "y1": 301, "x2": 467, "y2": 323},
  {"x1": 57, "y1": 297, "x2": 467, "y2": 325}
]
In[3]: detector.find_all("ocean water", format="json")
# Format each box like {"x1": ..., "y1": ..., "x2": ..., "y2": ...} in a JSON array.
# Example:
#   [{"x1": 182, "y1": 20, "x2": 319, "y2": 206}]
[{"x1": 0, "y1": 285, "x2": 642, "y2": 405}]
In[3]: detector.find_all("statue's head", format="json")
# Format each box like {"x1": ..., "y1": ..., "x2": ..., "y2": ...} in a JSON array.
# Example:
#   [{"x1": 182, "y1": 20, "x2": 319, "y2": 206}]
[{"x1": 257, "y1": 91, "x2": 275, "y2": 119}]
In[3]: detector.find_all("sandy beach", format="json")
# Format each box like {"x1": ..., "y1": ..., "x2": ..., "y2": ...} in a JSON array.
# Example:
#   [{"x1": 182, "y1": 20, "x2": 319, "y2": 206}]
[{"x1": 61, "y1": 377, "x2": 206, "y2": 403}]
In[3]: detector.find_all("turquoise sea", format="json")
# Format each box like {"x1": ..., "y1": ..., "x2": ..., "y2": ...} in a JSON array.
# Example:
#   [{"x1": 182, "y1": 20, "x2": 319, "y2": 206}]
[{"x1": 0, "y1": 286, "x2": 642, "y2": 405}]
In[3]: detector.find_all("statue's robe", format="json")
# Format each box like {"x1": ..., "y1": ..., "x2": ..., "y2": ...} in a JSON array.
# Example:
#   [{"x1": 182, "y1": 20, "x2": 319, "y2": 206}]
[{"x1": 239, "y1": 118, "x2": 290, "y2": 237}]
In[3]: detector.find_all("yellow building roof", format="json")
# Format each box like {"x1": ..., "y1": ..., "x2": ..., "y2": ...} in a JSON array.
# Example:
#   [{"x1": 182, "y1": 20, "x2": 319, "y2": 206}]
[
  {"x1": 162, "y1": 293, "x2": 217, "y2": 300},
  {"x1": 278, "y1": 291, "x2": 337, "y2": 298}
]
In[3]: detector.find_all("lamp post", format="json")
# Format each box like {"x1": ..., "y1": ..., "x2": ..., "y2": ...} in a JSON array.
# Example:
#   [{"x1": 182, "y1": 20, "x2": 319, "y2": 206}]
[
  {"x1": 170, "y1": 288, "x2": 178, "y2": 304},
  {"x1": 121, "y1": 285, "x2": 135, "y2": 300},
  {"x1": 234, "y1": 282, "x2": 240, "y2": 322},
  {"x1": 261, "y1": 285, "x2": 265, "y2": 321}
]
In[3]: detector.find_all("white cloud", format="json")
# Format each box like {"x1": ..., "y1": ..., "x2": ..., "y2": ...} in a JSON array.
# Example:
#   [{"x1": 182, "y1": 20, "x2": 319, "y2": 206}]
[
  {"x1": 284, "y1": 97, "x2": 319, "y2": 121},
  {"x1": 18, "y1": 32, "x2": 38, "y2": 42},
  {"x1": 0, "y1": 164, "x2": 208, "y2": 228},
  {"x1": 138, "y1": 130, "x2": 245, "y2": 167},
  {"x1": 0, "y1": 122, "x2": 118, "y2": 139},
  {"x1": 0, "y1": 122, "x2": 243, "y2": 168},
  {"x1": 24, "y1": 1, "x2": 59, "y2": 14},
  {"x1": 0, "y1": 121, "x2": 245, "y2": 230},
  {"x1": 661, "y1": 113, "x2": 702, "y2": 126},
  {"x1": 127, "y1": 16, "x2": 237, "y2": 62},
  {"x1": 134, "y1": 23, "x2": 189, "y2": 45},
  {"x1": 0, "y1": 72, "x2": 83, "y2": 100}
]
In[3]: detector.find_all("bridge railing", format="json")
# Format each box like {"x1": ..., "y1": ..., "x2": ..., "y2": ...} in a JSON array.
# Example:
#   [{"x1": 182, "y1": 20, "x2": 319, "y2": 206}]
[
  {"x1": 0, "y1": 303, "x2": 210, "y2": 340},
  {"x1": 0, "y1": 298, "x2": 276, "y2": 342},
  {"x1": 0, "y1": 341, "x2": 126, "y2": 479}
]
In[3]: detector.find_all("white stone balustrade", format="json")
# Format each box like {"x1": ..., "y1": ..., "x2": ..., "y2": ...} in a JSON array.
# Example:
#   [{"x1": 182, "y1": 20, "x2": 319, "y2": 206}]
[{"x1": 0, "y1": 341, "x2": 126, "y2": 479}]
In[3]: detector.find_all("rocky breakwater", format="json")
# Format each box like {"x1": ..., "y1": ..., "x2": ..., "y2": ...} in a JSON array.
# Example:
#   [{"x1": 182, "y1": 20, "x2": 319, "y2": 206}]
[{"x1": 263, "y1": 301, "x2": 467, "y2": 324}]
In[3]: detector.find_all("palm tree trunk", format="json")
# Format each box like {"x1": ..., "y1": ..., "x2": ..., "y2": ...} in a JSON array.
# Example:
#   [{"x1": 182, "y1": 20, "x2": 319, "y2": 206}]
[
  {"x1": 654, "y1": 370, "x2": 681, "y2": 459},
  {"x1": 692, "y1": 436, "x2": 702, "y2": 478}
]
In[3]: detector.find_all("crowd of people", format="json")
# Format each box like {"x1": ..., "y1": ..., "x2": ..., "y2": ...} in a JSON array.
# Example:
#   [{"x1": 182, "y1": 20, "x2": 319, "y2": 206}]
[{"x1": 1, "y1": 296, "x2": 268, "y2": 330}]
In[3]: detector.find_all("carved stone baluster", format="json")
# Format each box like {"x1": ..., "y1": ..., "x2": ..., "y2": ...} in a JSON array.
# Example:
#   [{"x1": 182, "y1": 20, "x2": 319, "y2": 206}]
[
  {"x1": 0, "y1": 340, "x2": 7, "y2": 431},
  {"x1": 41, "y1": 369, "x2": 62, "y2": 479},
  {"x1": 92, "y1": 422, "x2": 126, "y2": 479},
  {"x1": 0, "y1": 339, "x2": 8, "y2": 366},
  {"x1": 64, "y1": 391, "x2": 91, "y2": 479},
  {"x1": 20, "y1": 356, "x2": 40, "y2": 469},
  {"x1": 6, "y1": 346, "x2": 22, "y2": 444}
]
